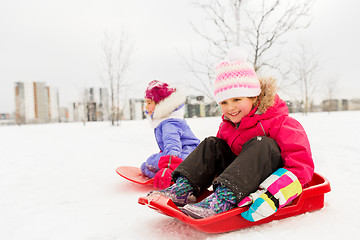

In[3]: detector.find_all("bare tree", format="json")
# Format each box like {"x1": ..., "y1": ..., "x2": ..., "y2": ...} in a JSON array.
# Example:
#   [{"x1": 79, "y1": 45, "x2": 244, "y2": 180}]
[
  {"x1": 183, "y1": 0, "x2": 314, "y2": 100},
  {"x1": 100, "y1": 31, "x2": 134, "y2": 126},
  {"x1": 82, "y1": 88, "x2": 88, "y2": 126},
  {"x1": 181, "y1": 0, "x2": 244, "y2": 101},
  {"x1": 293, "y1": 43, "x2": 319, "y2": 114},
  {"x1": 15, "y1": 85, "x2": 25, "y2": 125},
  {"x1": 324, "y1": 77, "x2": 338, "y2": 113},
  {"x1": 244, "y1": 0, "x2": 313, "y2": 71}
]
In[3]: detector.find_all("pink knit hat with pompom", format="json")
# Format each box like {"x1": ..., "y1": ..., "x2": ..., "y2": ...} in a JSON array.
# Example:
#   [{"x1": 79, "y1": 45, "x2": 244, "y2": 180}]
[
  {"x1": 145, "y1": 80, "x2": 176, "y2": 103},
  {"x1": 214, "y1": 47, "x2": 261, "y2": 104}
]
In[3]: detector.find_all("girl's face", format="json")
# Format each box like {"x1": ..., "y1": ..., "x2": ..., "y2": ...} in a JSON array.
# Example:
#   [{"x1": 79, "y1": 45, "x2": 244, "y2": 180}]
[
  {"x1": 219, "y1": 97, "x2": 257, "y2": 124},
  {"x1": 145, "y1": 98, "x2": 156, "y2": 116}
]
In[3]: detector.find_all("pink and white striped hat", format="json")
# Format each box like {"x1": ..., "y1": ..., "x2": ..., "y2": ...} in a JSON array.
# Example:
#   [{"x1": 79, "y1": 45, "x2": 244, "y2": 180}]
[{"x1": 214, "y1": 47, "x2": 261, "y2": 104}]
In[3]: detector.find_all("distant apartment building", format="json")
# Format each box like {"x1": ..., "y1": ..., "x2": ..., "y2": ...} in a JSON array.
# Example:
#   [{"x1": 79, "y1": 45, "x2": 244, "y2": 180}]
[
  {"x1": 15, "y1": 82, "x2": 60, "y2": 124},
  {"x1": 0, "y1": 113, "x2": 14, "y2": 125},
  {"x1": 185, "y1": 95, "x2": 220, "y2": 118},
  {"x1": 59, "y1": 107, "x2": 70, "y2": 122},
  {"x1": 348, "y1": 98, "x2": 360, "y2": 111},
  {"x1": 322, "y1": 99, "x2": 348, "y2": 112},
  {"x1": 322, "y1": 98, "x2": 360, "y2": 111},
  {"x1": 112, "y1": 98, "x2": 145, "y2": 120},
  {"x1": 123, "y1": 96, "x2": 219, "y2": 120},
  {"x1": 48, "y1": 86, "x2": 60, "y2": 121},
  {"x1": 129, "y1": 99, "x2": 145, "y2": 120},
  {"x1": 73, "y1": 87, "x2": 109, "y2": 122}
]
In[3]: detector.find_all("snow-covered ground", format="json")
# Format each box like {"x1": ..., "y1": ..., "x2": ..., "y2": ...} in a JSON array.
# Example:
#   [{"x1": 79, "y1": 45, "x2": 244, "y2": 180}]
[{"x1": 1, "y1": 111, "x2": 359, "y2": 240}]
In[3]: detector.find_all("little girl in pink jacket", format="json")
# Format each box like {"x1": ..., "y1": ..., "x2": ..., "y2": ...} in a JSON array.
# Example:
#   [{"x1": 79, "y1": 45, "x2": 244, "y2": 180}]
[{"x1": 147, "y1": 47, "x2": 314, "y2": 222}]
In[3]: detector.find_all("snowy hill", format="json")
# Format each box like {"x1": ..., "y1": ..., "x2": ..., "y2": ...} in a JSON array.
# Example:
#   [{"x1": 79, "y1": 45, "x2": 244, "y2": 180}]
[{"x1": 1, "y1": 111, "x2": 359, "y2": 240}]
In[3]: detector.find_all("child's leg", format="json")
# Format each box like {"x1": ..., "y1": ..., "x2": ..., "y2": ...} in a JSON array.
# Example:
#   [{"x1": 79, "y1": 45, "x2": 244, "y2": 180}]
[
  {"x1": 148, "y1": 137, "x2": 236, "y2": 206},
  {"x1": 147, "y1": 175, "x2": 197, "y2": 206},
  {"x1": 173, "y1": 137, "x2": 237, "y2": 197},
  {"x1": 214, "y1": 136, "x2": 283, "y2": 203},
  {"x1": 181, "y1": 136, "x2": 283, "y2": 218}
]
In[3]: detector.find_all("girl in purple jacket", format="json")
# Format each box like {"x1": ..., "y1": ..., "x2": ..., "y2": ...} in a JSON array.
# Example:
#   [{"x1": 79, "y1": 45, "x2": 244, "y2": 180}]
[
  {"x1": 140, "y1": 80, "x2": 200, "y2": 189},
  {"x1": 147, "y1": 48, "x2": 314, "y2": 221}
]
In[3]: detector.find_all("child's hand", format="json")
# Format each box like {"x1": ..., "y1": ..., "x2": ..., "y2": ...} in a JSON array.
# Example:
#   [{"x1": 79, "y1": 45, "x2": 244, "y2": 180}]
[
  {"x1": 141, "y1": 152, "x2": 165, "y2": 178},
  {"x1": 240, "y1": 168, "x2": 302, "y2": 222},
  {"x1": 154, "y1": 168, "x2": 172, "y2": 189},
  {"x1": 154, "y1": 155, "x2": 183, "y2": 189}
]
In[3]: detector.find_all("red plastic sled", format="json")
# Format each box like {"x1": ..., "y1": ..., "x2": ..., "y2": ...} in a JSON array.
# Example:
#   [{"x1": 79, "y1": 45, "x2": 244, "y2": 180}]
[
  {"x1": 138, "y1": 172, "x2": 331, "y2": 233},
  {"x1": 116, "y1": 166, "x2": 153, "y2": 185}
]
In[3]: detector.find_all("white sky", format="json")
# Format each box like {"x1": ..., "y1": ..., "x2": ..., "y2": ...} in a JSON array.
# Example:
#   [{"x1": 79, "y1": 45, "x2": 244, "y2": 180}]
[{"x1": 1, "y1": 0, "x2": 359, "y2": 113}]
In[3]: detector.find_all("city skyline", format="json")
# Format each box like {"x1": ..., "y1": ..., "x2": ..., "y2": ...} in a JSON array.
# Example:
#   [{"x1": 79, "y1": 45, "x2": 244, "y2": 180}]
[
  {"x1": 15, "y1": 82, "x2": 59, "y2": 124},
  {"x1": 1, "y1": 0, "x2": 359, "y2": 114}
]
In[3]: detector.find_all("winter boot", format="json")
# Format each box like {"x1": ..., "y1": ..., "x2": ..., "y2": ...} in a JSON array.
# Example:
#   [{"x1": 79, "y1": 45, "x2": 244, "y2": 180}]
[
  {"x1": 147, "y1": 176, "x2": 196, "y2": 206},
  {"x1": 181, "y1": 185, "x2": 236, "y2": 219}
]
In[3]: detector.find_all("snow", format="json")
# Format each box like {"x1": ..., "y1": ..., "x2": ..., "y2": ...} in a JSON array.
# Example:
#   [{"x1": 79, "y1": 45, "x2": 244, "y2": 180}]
[{"x1": 1, "y1": 111, "x2": 360, "y2": 240}]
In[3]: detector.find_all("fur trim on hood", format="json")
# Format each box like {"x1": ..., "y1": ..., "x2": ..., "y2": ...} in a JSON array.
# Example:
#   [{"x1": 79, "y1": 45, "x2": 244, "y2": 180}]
[
  {"x1": 150, "y1": 106, "x2": 184, "y2": 129},
  {"x1": 254, "y1": 77, "x2": 278, "y2": 114},
  {"x1": 152, "y1": 88, "x2": 186, "y2": 120}
]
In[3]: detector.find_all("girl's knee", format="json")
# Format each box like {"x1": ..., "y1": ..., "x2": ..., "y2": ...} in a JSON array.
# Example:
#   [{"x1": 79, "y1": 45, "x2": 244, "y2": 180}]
[
  {"x1": 204, "y1": 136, "x2": 219, "y2": 142},
  {"x1": 244, "y1": 136, "x2": 279, "y2": 151},
  {"x1": 202, "y1": 136, "x2": 223, "y2": 145}
]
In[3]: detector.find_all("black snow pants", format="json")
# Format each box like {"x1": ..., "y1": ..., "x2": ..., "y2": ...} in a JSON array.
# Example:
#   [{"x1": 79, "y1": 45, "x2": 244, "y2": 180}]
[{"x1": 172, "y1": 136, "x2": 283, "y2": 203}]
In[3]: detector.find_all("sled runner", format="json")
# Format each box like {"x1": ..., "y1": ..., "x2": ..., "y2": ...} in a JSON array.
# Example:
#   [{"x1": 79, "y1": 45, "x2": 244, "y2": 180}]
[
  {"x1": 138, "y1": 172, "x2": 331, "y2": 233},
  {"x1": 116, "y1": 166, "x2": 153, "y2": 185}
]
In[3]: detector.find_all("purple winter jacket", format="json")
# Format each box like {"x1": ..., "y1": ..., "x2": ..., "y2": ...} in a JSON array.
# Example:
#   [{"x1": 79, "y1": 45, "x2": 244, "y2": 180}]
[
  {"x1": 141, "y1": 117, "x2": 200, "y2": 178},
  {"x1": 140, "y1": 90, "x2": 200, "y2": 178}
]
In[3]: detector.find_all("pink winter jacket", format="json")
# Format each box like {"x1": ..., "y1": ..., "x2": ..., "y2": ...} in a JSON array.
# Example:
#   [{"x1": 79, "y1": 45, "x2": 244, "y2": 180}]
[{"x1": 216, "y1": 94, "x2": 314, "y2": 186}]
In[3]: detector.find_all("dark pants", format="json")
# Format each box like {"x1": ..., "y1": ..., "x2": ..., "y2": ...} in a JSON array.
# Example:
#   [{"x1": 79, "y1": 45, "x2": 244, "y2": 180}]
[{"x1": 172, "y1": 136, "x2": 282, "y2": 203}]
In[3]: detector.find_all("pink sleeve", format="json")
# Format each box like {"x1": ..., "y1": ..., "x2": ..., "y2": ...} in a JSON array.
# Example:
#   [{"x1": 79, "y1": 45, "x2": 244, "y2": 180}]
[{"x1": 270, "y1": 116, "x2": 314, "y2": 186}]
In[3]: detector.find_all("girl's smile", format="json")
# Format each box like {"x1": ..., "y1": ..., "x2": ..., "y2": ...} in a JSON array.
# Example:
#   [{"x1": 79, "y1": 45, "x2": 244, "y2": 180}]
[
  {"x1": 229, "y1": 111, "x2": 240, "y2": 116},
  {"x1": 220, "y1": 97, "x2": 257, "y2": 124}
]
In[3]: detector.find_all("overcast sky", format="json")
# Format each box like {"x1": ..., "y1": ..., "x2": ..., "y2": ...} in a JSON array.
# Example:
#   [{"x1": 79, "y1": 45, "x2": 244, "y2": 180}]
[{"x1": 1, "y1": 0, "x2": 359, "y2": 113}]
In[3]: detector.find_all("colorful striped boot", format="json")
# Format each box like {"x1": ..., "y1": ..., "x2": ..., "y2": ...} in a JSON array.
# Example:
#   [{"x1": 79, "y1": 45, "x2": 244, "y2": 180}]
[
  {"x1": 181, "y1": 185, "x2": 237, "y2": 219},
  {"x1": 147, "y1": 176, "x2": 196, "y2": 206}
]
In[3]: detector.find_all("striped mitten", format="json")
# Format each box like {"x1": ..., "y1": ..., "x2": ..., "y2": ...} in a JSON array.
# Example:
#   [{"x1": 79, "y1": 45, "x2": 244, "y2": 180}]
[{"x1": 239, "y1": 168, "x2": 302, "y2": 222}]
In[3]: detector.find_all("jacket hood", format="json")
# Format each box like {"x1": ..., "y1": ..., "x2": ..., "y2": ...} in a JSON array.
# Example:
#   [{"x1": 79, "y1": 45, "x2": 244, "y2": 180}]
[
  {"x1": 255, "y1": 77, "x2": 278, "y2": 114},
  {"x1": 255, "y1": 77, "x2": 289, "y2": 121},
  {"x1": 152, "y1": 88, "x2": 186, "y2": 120},
  {"x1": 150, "y1": 106, "x2": 184, "y2": 129}
]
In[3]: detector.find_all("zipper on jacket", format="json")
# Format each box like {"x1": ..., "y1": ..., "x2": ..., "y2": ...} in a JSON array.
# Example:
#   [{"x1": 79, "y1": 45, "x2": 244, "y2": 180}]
[{"x1": 258, "y1": 121, "x2": 267, "y2": 136}]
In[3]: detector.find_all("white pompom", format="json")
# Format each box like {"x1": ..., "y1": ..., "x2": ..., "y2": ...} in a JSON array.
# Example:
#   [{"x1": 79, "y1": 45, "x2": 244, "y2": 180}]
[{"x1": 225, "y1": 47, "x2": 248, "y2": 62}]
